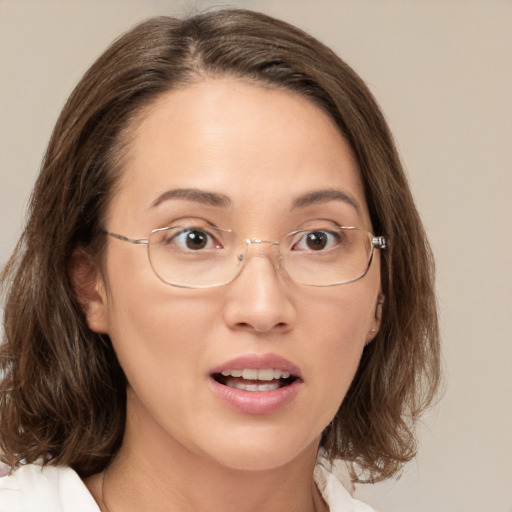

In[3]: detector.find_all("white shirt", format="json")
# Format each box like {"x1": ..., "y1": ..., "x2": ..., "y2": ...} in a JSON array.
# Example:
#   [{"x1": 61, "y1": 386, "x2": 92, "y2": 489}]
[{"x1": 0, "y1": 459, "x2": 376, "y2": 511}]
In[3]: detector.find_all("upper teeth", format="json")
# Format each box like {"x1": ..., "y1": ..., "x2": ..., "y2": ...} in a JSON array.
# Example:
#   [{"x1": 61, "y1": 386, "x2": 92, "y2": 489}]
[{"x1": 220, "y1": 369, "x2": 291, "y2": 381}]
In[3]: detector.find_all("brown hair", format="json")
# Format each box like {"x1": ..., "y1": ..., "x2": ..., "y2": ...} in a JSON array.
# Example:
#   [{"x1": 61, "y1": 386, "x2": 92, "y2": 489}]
[{"x1": 0, "y1": 9, "x2": 440, "y2": 483}]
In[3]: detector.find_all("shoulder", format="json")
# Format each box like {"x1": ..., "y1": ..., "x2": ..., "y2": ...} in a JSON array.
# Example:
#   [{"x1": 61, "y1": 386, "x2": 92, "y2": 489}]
[
  {"x1": 0, "y1": 463, "x2": 99, "y2": 512},
  {"x1": 314, "y1": 457, "x2": 377, "y2": 512}
]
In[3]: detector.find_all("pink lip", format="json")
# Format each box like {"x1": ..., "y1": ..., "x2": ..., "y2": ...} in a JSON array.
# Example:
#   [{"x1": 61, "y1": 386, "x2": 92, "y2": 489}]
[{"x1": 208, "y1": 353, "x2": 303, "y2": 415}]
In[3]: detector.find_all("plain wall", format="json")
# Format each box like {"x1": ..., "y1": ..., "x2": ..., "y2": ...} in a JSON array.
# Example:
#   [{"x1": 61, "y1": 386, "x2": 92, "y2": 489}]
[{"x1": 1, "y1": 1, "x2": 511, "y2": 511}]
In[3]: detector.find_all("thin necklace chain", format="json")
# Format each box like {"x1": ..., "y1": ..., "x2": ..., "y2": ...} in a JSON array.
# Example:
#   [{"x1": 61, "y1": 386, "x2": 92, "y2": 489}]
[
  {"x1": 100, "y1": 468, "x2": 111, "y2": 512},
  {"x1": 99, "y1": 467, "x2": 325, "y2": 512}
]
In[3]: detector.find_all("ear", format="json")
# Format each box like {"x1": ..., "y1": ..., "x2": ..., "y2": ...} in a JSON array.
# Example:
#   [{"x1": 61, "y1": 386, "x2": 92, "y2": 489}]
[
  {"x1": 69, "y1": 248, "x2": 110, "y2": 334},
  {"x1": 365, "y1": 292, "x2": 384, "y2": 345}
]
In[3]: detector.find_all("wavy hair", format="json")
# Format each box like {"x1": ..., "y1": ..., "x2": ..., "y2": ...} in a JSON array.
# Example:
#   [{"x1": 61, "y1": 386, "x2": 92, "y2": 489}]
[{"x1": 0, "y1": 9, "x2": 440, "y2": 482}]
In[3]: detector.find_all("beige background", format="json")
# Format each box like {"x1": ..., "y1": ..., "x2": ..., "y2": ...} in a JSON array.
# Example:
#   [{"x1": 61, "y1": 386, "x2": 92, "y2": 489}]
[{"x1": 1, "y1": 1, "x2": 511, "y2": 510}]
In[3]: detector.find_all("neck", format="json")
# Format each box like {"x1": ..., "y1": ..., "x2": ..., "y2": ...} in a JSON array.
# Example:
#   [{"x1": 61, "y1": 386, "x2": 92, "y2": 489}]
[{"x1": 87, "y1": 393, "x2": 327, "y2": 512}]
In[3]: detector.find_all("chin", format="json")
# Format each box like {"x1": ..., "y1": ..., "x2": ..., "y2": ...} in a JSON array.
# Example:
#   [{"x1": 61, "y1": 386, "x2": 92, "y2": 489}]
[{"x1": 195, "y1": 427, "x2": 321, "y2": 473}]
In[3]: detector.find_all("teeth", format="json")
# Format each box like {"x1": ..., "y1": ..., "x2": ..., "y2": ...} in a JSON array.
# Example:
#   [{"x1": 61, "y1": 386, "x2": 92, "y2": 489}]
[
  {"x1": 257, "y1": 369, "x2": 274, "y2": 381},
  {"x1": 229, "y1": 381, "x2": 281, "y2": 392},
  {"x1": 220, "y1": 369, "x2": 293, "y2": 381},
  {"x1": 242, "y1": 369, "x2": 258, "y2": 380}
]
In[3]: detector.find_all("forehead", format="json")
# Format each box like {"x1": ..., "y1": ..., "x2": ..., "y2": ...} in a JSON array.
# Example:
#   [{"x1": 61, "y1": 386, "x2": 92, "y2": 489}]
[{"x1": 110, "y1": 78, "x2": 370, "y2": 228}]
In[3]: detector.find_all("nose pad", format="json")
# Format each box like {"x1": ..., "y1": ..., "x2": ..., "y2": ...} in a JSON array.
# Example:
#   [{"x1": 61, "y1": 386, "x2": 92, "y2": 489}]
[
  {"x1": 232, "y1": 239, "x2": 285, "y2": 284},
  {"x1": 241, "y1": 239, "x2": 282, "y2": 271}
]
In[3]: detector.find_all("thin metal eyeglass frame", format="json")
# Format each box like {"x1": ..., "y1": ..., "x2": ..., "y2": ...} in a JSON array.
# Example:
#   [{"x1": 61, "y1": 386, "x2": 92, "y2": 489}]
[{"x1": 104, "y1": 227, "x2": 387, "y2": 288}]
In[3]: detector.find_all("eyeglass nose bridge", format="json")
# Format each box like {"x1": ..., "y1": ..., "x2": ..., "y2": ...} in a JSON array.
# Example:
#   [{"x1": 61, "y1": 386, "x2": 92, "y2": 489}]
[
  {"x1": 236, "y1": 238, "x2": 282, "y2": 267},
  {"x1": 245, "y1": 238, "x2": 280, "y2": 247}
]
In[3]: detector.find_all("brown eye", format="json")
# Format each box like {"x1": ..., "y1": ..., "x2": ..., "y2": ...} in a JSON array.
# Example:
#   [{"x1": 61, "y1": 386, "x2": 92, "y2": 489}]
[
  {"x1": 305, "y1": 231, "x2": 328, "y2": 250},
  {"x1": 168, "y1": 228, "x2": 222, "y2": 252},
  {"x1": 185, "y1": 230, "x2": 208, "y2": 250},
  {"x1": 291, "y1": 230, "x2": 340, "y2": 252}
]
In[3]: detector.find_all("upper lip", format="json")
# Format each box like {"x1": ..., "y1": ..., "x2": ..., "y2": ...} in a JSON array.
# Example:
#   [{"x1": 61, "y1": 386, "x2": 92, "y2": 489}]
[{"x1": 209, "y1": 353, "x2": 302, "y2": 379}]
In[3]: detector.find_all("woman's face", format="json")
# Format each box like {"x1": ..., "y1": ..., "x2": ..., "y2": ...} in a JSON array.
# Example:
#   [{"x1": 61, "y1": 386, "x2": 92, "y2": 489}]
[{"x1": 86, "y1": 78, "x2": 382, "y2": 471}]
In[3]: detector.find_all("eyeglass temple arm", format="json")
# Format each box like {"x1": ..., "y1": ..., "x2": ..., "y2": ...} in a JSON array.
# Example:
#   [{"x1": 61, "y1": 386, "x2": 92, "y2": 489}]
[{"x1": 105, "y1": 231, "x2": 149, "y2": 245}]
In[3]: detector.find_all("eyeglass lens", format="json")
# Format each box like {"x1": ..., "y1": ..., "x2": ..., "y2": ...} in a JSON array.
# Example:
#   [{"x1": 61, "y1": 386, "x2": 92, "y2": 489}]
[{"x1": 146, "y1": 226, "x2": 376, "y2": 288}]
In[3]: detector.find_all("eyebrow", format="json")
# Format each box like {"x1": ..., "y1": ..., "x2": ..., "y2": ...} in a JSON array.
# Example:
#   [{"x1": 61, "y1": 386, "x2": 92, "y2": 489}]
[
  {"x1": 292, "y1": 188, "x2": 361, "y2": 214},
  {"x1": 150, "y1": 186, "x2": 360, "y2": 214},
  {"x1": 151, "y1": 188, "x2": 231, "y2": 208}
]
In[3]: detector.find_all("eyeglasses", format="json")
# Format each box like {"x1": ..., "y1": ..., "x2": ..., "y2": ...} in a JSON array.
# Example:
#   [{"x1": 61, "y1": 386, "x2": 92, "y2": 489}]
[{"x1": 105, "y1": 224, "x2": 387, "y2": 289}]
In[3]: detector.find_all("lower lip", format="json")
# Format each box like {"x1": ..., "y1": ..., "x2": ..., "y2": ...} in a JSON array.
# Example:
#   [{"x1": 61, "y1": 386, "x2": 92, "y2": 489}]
[{"x1": 209, "y1": 378, "x2": 301, "y2": 415}]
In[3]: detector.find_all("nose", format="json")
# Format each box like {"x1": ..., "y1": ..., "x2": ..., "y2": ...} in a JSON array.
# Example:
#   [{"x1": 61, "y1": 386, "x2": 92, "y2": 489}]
[{"x1": 222, "y1": 242, "x2": 297, "y2": 334}]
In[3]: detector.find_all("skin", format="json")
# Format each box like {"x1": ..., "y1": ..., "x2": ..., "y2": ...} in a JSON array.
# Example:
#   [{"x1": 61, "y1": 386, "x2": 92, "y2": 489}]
[{"x1": 80, "y1": 78, "x2": 382, "y2": 512}]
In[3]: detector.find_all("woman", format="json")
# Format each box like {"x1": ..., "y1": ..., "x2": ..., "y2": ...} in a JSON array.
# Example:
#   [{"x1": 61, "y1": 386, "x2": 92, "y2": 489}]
[{"x1": 0, "y1": 9, "x2": 440, "y2": 512}]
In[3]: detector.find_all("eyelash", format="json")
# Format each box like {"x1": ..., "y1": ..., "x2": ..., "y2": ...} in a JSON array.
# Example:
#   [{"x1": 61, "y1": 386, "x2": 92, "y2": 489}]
[
  {"x1": 290, "y1": 229, "x2": 344, "y2": 252},
  {"x1": 164, "y1": 227, "x2": 224, "y2": 251}
]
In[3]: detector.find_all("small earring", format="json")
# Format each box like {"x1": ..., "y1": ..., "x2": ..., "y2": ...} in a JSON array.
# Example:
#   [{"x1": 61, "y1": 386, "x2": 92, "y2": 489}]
[{"x1": 365, "y1": 328, "x2": 377, "y2": 346}]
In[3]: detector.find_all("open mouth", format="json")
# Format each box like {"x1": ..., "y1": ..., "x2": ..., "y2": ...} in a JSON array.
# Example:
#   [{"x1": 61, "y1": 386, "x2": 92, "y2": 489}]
[{"x1": 212, "y1": 368, "x2": 298, "y2": 392}]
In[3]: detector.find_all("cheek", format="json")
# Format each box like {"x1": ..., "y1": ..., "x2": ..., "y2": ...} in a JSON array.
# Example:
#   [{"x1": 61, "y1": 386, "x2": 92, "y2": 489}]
[
  {"x1": 307, "y1": 285, "x2": 376, "y2": 349},
  {"x1": 298, "y1": 287, "x2": 377, "y2": 417},
  {"x1": 102, "y1": 250, "x2": 218, "y2": 387},
  {"x1": 107, "y1": 288, "x2": 213, "y2": 356}
]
